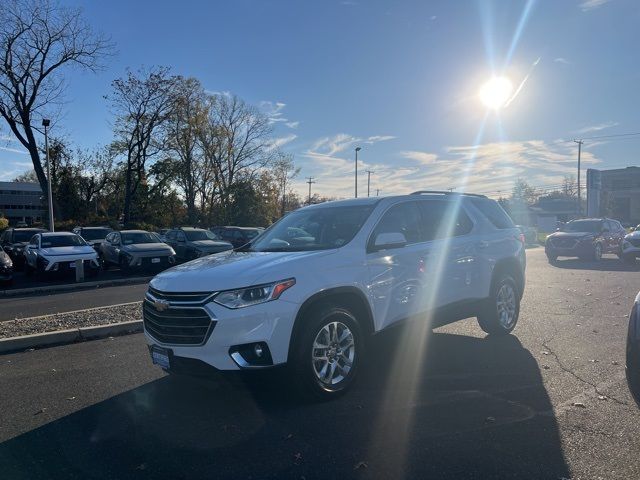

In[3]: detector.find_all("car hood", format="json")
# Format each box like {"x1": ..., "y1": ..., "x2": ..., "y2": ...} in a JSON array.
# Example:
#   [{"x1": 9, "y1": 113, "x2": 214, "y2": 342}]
[
  {"x1": 150, "y1": 249, "x2": 337, "y2": 292},
  {"x1": 40, "y1": 245, "x2": 97, "y2": 257},
  {"x1": 548, "y1": 231, "x2": 595, "y2": 239},
  {"x1": 122, "y1": 243, "x2": 173, "y2": 253},
  {"x1": 190, "y1": 240, "x2": 233, "y2": 250}
]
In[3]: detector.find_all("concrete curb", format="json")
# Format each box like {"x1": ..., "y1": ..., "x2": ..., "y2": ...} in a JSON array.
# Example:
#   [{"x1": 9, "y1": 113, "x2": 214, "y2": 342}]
[
  {"x1": 0, "y1": 320, "x2": 143, "y2": 354},
  {"x1": 0, "y1": 276, "x2": 152, "y2": 297}
]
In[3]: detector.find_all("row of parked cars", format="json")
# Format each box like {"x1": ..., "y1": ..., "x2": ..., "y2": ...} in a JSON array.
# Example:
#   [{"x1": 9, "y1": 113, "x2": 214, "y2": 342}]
[
  {"x1": 545, "y1": 217, "x2": 640, "y2": 263},
  {"x1": 0, "y1": 225, "x2": 264, "y2": 284}
]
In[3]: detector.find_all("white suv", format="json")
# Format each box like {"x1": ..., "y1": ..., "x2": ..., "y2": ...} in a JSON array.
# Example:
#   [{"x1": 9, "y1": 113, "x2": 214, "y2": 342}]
[{"x1": 144, "y1": 192, "x2": 526, "y2": 398}]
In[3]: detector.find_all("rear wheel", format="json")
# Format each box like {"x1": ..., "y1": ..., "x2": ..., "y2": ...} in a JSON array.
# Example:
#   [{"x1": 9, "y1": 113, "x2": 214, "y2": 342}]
[
  {"x1": 477, "y1": 274, "x2": 520, "y2": 336},
  {"x1": 291, "y1": 306, "x2": 363, "y2": 400}
]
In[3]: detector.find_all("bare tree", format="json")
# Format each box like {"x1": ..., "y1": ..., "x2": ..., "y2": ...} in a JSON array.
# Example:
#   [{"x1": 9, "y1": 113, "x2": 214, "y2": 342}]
[
  {"x1": 0, "y1": 0, "x2": 112, "y2": 203},
  {"x1": 167, "y1": 77, "x2": 206, "y2": 223},
  {"x1": 198, "y1": 94, "x2": 274, "y2": 223},
  {"x1": 272, "y1": 153, "x2": 300, "y2": 216},
  {"x1": 107, "y1": 67, "x2": 179, "y2": 223}
]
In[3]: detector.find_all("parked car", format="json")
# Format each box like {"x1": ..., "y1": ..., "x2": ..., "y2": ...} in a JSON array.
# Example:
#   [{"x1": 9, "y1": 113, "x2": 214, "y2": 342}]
[
  {"x1": 211, "y1": 226, "x2": 263, "y2": 248},
  {"x1": 627, "y1": 293, "x2": 640, "y2": 407},
  {"x1": 0, "y1": 249, "x2": 13, "y2": 285},
  {"x1": 0, "y1": 227, "x2": 47, "y2": 269},
  {"x1": 545, "y1": 218, "x2": 626, "y2": 262},
  {"x1": 621, "y1": 230, "x2": 640, "y2": 263},
  {"x1": 165, "y1": 227, "x2": 233, "y2": 262},
  {"x1": 100, "y1": 230, "x2": 176, "y2": 273},
  {"x1": 24, "y1": 232, "x2": 100, "y2": 277},
  {"x1": 72, "y1": 226, "x2": 113, "y2": 251},
  {"x1": 144, "y1": 192, "x2": 526, "y2": 399},
  {"x1": 156, "y1": 228, "x2": 170, "y2": 242}
]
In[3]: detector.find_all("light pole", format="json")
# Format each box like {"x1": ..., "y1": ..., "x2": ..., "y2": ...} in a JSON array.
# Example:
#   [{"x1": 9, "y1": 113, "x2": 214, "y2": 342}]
[
  {"x1": 42, "y1": 119, "x2": 54, "y2": 232},
  {"x1": 366, "y1": 170, "x2": 374, "y2": 197},
  {"x1": 574, "y1": 139, "x2": 584, "y2": 217},
  {"x1": 354, "y1": 147, "x2": 361, "y2": 198}
]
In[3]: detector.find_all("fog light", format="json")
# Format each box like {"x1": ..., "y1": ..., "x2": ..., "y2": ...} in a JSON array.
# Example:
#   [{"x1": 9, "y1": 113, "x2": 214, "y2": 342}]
[
  {"x1": 254, "y1": 344, "x2": 263, "y2": 357},
  {"x1": 229, "y1": 342, "x2": 273, "y2": 368}
]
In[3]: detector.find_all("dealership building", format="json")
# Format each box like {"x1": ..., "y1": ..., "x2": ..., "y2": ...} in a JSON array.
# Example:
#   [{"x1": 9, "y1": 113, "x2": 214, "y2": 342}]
[
  {"x1": 587, "y1": 167, "x2": 640, "y2": 224},
  {"x1": 0, "y1": 181, "x2": 45, "y2": 226}
]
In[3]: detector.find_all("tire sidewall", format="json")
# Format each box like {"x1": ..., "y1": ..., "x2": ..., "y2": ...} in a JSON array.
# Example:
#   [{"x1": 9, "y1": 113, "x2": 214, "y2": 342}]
[{"x1": 293, "y1": 306, "x2": 364, "y2": 399}]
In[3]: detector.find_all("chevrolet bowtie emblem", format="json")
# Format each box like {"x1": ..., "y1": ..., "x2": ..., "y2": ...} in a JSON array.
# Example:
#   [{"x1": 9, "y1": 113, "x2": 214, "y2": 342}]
[{"x1": 154, "y1": 299, "x2": 170, "y2": 312}]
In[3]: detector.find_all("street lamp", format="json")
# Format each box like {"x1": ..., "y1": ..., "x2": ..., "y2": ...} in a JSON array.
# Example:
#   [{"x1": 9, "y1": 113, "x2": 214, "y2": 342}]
[
  {"x1": 42, "y1": 118, "x2": 54, "y2": 232},
  {"x1": 354, "y1": 147, "x2": 361, "y2": 198}
]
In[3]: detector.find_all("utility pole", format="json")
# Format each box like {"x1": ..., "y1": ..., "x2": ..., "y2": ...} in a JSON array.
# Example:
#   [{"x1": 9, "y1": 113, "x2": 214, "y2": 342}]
[
  {"x1": 354, "y1": 147, "x2": 361, "y2": 198},
  {"x1": 306, "y1": 176, "x2": 315, "y2": 205},
  {"x1": 574, "y1": 139, "x2": 584, "y2": 217},
  {"x1": 42, "y1": 119, "x2": 54, "y2": 232},
  {"x1": 447, "y1": 186, "x2": 455, "y2": 192},
  {"x1": 376, "y1": 189, "x2": 380, "y2": 197},
  {"x1": 366, "y1": 170, "x2": 374, "y2": 197}
]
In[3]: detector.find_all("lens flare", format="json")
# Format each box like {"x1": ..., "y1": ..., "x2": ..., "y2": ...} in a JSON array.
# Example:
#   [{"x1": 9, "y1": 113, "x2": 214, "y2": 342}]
[{"x1": 479, "y1": 76, "x2": 513, "y2": 110}]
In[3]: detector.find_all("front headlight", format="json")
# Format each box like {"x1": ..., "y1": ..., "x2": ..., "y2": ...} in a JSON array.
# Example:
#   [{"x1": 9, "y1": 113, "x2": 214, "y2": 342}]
[{"x1": 214, "y1": 278, "x2": 296, "y2": 309}]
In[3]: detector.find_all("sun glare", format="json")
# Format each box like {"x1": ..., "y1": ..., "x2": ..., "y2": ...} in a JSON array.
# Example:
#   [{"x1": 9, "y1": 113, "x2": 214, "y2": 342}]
[{"x1": 479, "y1": 76, "x2": 513, "y2": 110}]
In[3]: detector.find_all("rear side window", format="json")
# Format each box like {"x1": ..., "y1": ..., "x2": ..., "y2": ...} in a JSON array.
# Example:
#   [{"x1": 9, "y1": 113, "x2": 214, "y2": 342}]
[
  {"x1": 418, "y1": 201, "x2": 473, "y2": 240},
  {"x1": 166, "y1": 231, "x2": 176, "y2": 240},
  {"x1": 470, "y1": 198, "x2": 514, "y2": 229}
]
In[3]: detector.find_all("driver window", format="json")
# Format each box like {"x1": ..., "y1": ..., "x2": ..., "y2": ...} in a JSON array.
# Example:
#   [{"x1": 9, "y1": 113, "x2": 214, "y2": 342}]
[
  {"x1": 177, "y1": 232, "x2": 186, "y2": 242},
  {"x1": 371, "y1": 202, "x2": 422, "y2": 246}
]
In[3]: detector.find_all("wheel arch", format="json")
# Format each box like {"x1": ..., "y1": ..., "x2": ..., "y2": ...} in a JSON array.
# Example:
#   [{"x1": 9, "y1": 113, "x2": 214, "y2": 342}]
[
  {"x1": 287, "y1": 286, "x2": 374, "y2": 361},
  {"x1": 491, "y1": 257, "x2": 525, "y2": 299}
]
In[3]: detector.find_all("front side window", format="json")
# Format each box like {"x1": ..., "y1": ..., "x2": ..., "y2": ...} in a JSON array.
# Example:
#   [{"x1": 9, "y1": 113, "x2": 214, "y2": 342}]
[
  {"x1": 470, "y1": 197, "x2": 514, "y2": 230},
  {"x1": 250, "y1": 204, "x2": 375, "y2": 252},
  {"x1": 370, "y1": 202, "x2": 423, "y2": 246},
  {"x1": 184, "y1": 229, "x2": 216, "y2": 241},
  {"x1": 13, "y1": 230, "x2": 43, "y2": 243}
]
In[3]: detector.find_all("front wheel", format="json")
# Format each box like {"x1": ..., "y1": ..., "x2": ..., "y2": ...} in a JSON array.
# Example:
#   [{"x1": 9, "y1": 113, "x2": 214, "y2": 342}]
[
  {"x1": 291, "y1": 306, "x2": 364, "y2": 400},
  {"x1": 546, "y1": 253, "x2": 557, "y2": 263},
  {"x1": 477, "y1": 275, "x2": 520, "y2": 336}
]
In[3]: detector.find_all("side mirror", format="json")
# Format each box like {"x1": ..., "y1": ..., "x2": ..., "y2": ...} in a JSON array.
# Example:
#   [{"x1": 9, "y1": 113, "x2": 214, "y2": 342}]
[{"x1": 372, "y1": 232, "x2": 407, "y2": 251}]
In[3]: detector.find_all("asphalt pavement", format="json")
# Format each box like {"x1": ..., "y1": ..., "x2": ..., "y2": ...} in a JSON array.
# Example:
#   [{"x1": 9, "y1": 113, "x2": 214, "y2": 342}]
[
  {"x1": 0, "y1": 283, "x2": 148, "y2": 320},
  {"x1": 1, "y1": 247, "x2": 639, "y2": 479}
]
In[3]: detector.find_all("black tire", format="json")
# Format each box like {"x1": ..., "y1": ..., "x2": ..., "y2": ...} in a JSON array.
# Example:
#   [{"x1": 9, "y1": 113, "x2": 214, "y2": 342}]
[
  {"x1": 477, "y1": 274, "x2": 520, "y2": 336},
  {"x1": 119, "y1": 255, "x2": 130, "y2": 274},
  {"x1": 291, "y1": 305, "x2": 364, "y2": 400},
  {"x1": 25, "y1": 262, "x2": 34, "y2": 276},
  {"x1": 546, "y1": 253, "x2": 557, "y2": 263}
]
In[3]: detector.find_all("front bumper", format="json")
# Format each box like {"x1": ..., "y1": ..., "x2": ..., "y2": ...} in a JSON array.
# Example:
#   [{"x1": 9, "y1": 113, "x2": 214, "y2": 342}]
[
  {"x1": 43, "y1": 257, "x2": 100, "y2": 272},
  {"x1": 545, "y1": 239, "x2": 595, "y2": 257},
  {"x1": 125, "y1": 253, "x2": 175, "y2": 268},
  {"x1": 144, "y1": 295, "x2": 299, "y2": 371}
]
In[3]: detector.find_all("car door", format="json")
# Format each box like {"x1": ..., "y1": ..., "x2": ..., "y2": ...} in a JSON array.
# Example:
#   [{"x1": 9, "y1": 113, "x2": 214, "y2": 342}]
[
  {"x1": 417, "y1": 200, "x2": 477, "y2": 308},
  {"x1": 104, "y1": 233, "x2": 119, "y2": 264},
  {"x1": 365, "y1": 201, "x2": 428, "y2": 331},
  {"x1": 175, "y1": 231, "x2": 188, "y2": 259},
  {"x1": 25, "y1": 234, "x2": 39, "y2": 267}
]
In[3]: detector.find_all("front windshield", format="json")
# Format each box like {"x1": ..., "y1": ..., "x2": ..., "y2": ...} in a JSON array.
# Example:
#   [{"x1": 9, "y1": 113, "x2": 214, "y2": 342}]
[
  {"x1": 80, "y1": 228, "x2": 111, "y2": 241},
  {"x1": 121, "y1": 232, "x2": 157, "y2": 245},
  {"x1": 14, "y1": 230, "x2": 42, "y2": 243},
  {"x1": 250, "y1": 205, "x2": 374, "y2": 252},
  {"x1": 184, "y1": 230, "x2": 217, "y2": 241},
  {"x1": 564, "y1": 220, "x2": 602, "y2": 233},
  {"x1": 41, "y1": 235, "x2": 87, "y2": 248}
]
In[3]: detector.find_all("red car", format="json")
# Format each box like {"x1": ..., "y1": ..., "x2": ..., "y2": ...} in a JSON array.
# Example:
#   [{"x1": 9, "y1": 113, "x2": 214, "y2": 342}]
[{"x1": 545, "y1": 218, "x2": 626, "y2": 262}]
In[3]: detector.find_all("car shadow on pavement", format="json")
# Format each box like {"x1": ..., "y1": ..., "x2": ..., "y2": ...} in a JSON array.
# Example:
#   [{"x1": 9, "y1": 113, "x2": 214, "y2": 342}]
[
  {"x1": 0, "y1": 329, "x2": 570, "y2": 480},
  {"x1": 549, "y1": 256, "x2": 640, "y2": 272}
]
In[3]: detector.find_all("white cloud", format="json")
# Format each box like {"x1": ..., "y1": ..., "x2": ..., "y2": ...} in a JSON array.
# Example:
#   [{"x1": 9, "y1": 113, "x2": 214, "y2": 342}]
[
  {"x1": 268, "y1": 134, "x2": 297, "y2": 150},
  {"x1": 554, "y1": 57, "x2": 571, "y2": 65},
  {"x1": 285, "y1": 121, "x2": 300, "y2": 129},
  {"x1": 580, "y1": 0, "x2": 613, "y2": 11},
  {"x1": 204, "y1": 89, "x2": 232, "y2": 97},
  {"x1": 430, "y1": 15, "x2": 437, "y2": 20},
  {"x1": 364, "y1": 135, "x2": 396, "y2": 144},
  {"x1": 575, "y1": 121, "x2": 618, "y2": 134},
  {"x1": 400, "y1": 151, "x2": 438, "y2": 165},
  {"x1": 0, "y1": 146, "x2": 28, "y2": 155}
]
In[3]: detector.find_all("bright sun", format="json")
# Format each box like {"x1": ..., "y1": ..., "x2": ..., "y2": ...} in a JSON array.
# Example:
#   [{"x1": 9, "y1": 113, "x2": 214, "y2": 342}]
[{"x1": 479, "y1": 76, "x2": 514, "y2": 110}]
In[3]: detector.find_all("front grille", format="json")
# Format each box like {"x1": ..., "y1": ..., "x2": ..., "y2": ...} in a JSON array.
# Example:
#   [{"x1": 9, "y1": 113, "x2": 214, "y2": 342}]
[
  {"x1": 551, "y1": 238, "x2": 577, "y2": 249},
  {"x1": 147, "y1": 287, "x2": 213, "y2": 304},
  {"x1": 143, "y1": 300, "x2": 215, "y2": 345}
]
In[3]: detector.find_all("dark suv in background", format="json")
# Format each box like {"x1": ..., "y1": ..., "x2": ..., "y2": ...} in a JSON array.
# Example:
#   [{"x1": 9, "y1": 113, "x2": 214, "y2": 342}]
[
  {"x1": 545, "y1": 218, "x2": 626, "y2": 262},
  {"x1": 211, "y1": 226, "x2": 263, "y2": 248},
  {"x1": 0, "y1": 227, "x2": 47, "y2": 269},
  {"x1": 165, "y1": 227, "x2": 233, "y2": 262},
  {"x1": 72, "y1": 226, "x2": 113, "y2": 251}
]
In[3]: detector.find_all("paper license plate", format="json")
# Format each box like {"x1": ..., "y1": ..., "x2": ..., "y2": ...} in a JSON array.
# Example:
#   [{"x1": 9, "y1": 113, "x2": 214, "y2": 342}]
[{"x1": 151, "y1": 258, "x2": 161, "y2": 264}]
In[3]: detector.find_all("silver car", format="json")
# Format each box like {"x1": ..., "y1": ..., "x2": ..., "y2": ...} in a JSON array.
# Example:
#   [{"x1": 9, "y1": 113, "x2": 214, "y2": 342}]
[{"x1": 100, "y1": 230, "x2": 176, "y2": 273}]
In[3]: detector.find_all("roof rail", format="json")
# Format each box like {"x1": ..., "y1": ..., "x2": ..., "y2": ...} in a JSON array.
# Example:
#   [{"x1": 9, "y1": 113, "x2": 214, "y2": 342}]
[{"x1": 410, "y1": 190, "x2": 487, "y2": 198}]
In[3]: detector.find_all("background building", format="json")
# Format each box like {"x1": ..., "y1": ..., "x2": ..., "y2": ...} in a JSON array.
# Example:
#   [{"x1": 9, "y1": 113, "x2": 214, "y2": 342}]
[
  {"x1": 0, "y1": 181, "x2": 45, "y2": 226},
  {"x1": 587, "y1": 167, "x2": 640, "y2": 224}
]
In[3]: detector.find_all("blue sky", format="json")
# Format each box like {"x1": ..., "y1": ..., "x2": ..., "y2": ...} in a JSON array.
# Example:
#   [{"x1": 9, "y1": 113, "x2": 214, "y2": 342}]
[{"x1": 1, "y1": 0, "x2": 639, "y2": 198}]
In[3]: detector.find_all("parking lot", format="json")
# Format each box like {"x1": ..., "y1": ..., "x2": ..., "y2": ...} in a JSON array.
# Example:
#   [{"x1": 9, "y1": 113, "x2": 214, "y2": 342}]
[{"x1": 1, "y1": 247, "x2": 639, "y2": 479}]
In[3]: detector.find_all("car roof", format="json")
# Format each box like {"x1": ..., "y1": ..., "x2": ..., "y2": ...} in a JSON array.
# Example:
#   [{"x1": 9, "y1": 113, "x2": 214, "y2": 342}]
[
  {"x1": 300, "y1": 192, "x2": 487, "y2": 211},
  {"x1": 119, "y1": 230, "x2": 148, "y2": 234},
  {"x1": 175, "y1": 227, "x2": 205, "y2": 231},
  {"x1": 41, "y1": 231, "x2": 76, "y2": 237},
  {"x1": 77, "y1": 226, "x2": 111, "y2": 229}
]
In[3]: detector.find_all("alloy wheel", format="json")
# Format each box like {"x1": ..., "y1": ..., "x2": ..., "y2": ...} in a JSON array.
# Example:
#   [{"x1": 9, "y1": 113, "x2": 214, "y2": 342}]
[
  {"x1": 311, "y1": 321, "x2": 356, "y2": 386},
  {"x1": 496, "y1": 283, "x2": 517, "y2": 329}
]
